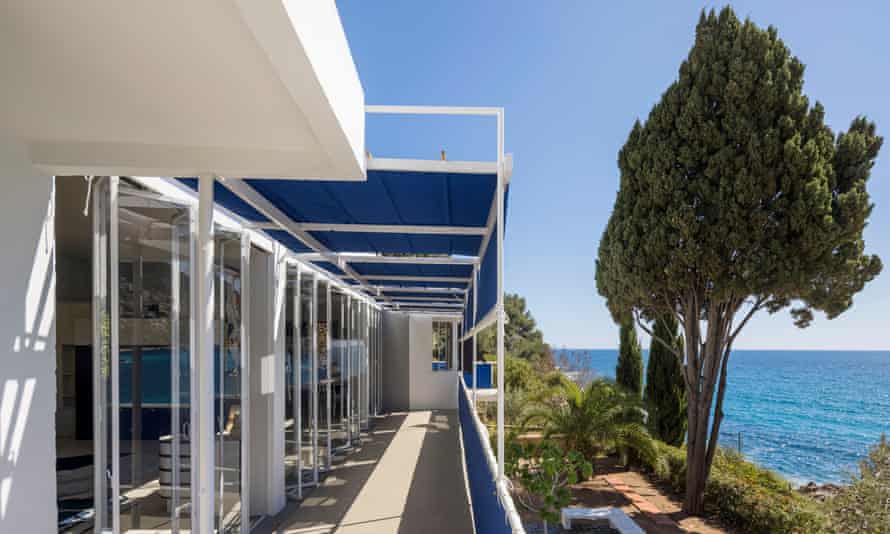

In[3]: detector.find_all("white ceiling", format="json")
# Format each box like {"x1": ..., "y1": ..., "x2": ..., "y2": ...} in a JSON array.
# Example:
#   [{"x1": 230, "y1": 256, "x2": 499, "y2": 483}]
[{"x1": 0, "y1": 1, "x2": 365, "y2": 180}]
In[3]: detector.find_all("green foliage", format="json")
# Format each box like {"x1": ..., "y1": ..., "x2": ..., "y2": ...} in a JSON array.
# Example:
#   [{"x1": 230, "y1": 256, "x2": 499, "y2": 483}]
[
  {"x1": 506, "y1": 440, "x2": 592, "y2": 531},
  {"x1": 827, "y1": 434, "x2": 890, "y2": 533},
  {"x1": 644, "y1": 315, "x2": 687, "y2": 446},
  {"x1": 522, "y1": 378, "x2": 657, "y2": 467},
  {"x1": 478, "y1": 294, "x2": 553, "y2": 371},
  {"x1": 595, "y1": 6, "x2": 883, "y2": 512},
  {"x1": 641, "y1": 442, "x2": 828, "y2": 533},
  {"x1": 596, "y1": 6, "x2": 882, "y2": 329},
  {"x1": 505, "y1": 355, "x2": 538, "y2": 392},
  {"x1": 616, "y1": 318, "x2": 643, "y2": 397}
]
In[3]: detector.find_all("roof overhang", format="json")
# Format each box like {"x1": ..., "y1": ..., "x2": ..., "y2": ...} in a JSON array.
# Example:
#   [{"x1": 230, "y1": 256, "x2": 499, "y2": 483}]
[{"x1": 0, "y1": 1, "x2": 365, "y2": 179}]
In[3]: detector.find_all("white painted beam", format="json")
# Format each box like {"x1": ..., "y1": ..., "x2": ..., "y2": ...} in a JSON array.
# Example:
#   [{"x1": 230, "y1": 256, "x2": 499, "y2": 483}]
[
  {"x1": 379, "y1": 286, "x2": 467, "y2": 294},
  {"x1": 329, "y1": 254, "x2": 477, "y2": 265},
  {"x1": 366, "y1": 105, "x2": 502, "y2": 116},
  {"x1": 253, "y1": 221, "x2": 487, "y2": 235},
  {"x1": 385, "y1": 301, "x2": 462, "y2": 308},
  {"x1": 367, "y1": 158, "x2": 497, "y2": 175},
  {"x1": 375, "y1": 295, "x2": 462, "y2": 302},
  {"x1": 357, "y1": 275, "x2": 470, "y2": 283}
]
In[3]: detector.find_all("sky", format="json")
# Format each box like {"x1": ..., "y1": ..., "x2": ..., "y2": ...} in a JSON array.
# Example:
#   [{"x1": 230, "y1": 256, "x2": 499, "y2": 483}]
[{"x1": 337, "y1": 1, "x2": 890, "y2": 351}]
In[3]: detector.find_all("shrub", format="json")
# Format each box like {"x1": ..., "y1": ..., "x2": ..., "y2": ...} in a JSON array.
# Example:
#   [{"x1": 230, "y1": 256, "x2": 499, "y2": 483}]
[
  {"x1": 521, "y1": 378, "x2": 657, "y2": 468},
  {"x1": 507, "y1": 440, "x2": 593, "y2": 534},
  {"x1": 827, "y1": 434, "x2": 890, "y2": 533},
  {"x1": 641, "y1": 442, "x2": 828, "y2": 533}
]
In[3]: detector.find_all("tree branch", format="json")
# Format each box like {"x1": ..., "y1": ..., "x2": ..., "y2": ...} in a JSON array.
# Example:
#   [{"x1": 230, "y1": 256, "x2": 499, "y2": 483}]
[
  {"x1": 634, "y1": 310, "x2": 682, "y2": 360},
  {"x1": 727, "y1": 296, "x2": 767, "y2": 346}
]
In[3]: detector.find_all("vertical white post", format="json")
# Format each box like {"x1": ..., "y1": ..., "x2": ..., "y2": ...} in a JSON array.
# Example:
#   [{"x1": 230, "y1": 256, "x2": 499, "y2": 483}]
[
  {"x1": 326, "y1": 283, "x2": 332, "y2": 469},
  {"x1": 170, "y1": 214, "x2": 182, "y2": 532},
  {"x1": 472, "y1": 265, "x2": 478, "y2": 406},
  {"x1": 271, "y1": 246, "x2": 286, "y2": 513},
  {"x1": 294, "y1": 267, "x2": 302, "y2": 499},
  {"x1": 311, "y1": 275, "x2": 319, "y2": 484},
  {"x1": 194, "y1": 173, "x2": 215, "y2": 532},
  {"x1": 240, "y1": 233, "x2": 251, "y2": 533},
  {"x1": 91, "y1": 179, "x2": 106, "y2": 532},
  {"x1": 451, "y1": 322, "x2": 458, "y2": 371},
  {"x1": 377, "y1": 309, "x2": 383, "y2": 415},
  {"x1": 109, "y1": 177, "x2": 121, "y2": 533},
  {"x1": 345, "y1": 296, "x2": 351, "y2": 443},
  {"x1": 495, "y1": 109, "x2": 506, "y2": 481}
]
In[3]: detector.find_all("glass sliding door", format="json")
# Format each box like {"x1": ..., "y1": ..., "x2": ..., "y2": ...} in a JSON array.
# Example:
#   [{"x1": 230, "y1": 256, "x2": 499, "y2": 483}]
[
  {"x1": 330, "y1": 291, "x2": 348, "y2": 453},
  {"x1": 317, "y1": 281, "x2": 331, "y2": 470},
  {"x1": 359, "y1": 303, "x2": 369, "y2": 431},
  {"x1": 212, "y1": 229, "x2": 245, "y2": 532},
  {"x1": 348, "y1": 298, "x2": 360, "y2": 443},
  {"x1": 112, "y1": 180, "x2": 194, "y2": 533},
  {"x1": 284, "y1": 266, "x2": 300, "y2": 494},
  {"x1": 92, "y1": 177, "x2": 113, "y2": 533},
  {"x1": 299, "y1": 271, "x2": 317, "y2": 487}
]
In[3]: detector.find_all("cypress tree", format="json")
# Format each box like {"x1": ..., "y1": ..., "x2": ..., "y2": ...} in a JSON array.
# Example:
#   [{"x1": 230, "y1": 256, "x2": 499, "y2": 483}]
[
  {"x1": 596, "y1": 6, "x2": 882, "y2": 514},
  {"x1": 615, "y1": 318, "x2": 643, "y2": 397},
  {"x1": 644, "y1": 315, "x2": 686, "y2": 446}
]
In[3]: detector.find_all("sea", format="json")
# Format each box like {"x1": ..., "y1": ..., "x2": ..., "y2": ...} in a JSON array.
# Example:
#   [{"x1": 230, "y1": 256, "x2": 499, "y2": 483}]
[{"x1": 552, "y1": 348, "x2": 890, "y2": 485}]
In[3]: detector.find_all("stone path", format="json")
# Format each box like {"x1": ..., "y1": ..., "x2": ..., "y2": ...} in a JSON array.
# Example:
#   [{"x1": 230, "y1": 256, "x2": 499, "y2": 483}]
[{"x1": 602, "y1": 475, "x2": 677, "y2": 529}]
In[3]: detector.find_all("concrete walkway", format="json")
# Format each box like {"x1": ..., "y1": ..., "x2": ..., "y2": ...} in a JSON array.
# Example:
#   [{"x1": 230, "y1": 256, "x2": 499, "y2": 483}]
[{"x1": 258, "y1": 410, "x2": 474, "y2": 534}]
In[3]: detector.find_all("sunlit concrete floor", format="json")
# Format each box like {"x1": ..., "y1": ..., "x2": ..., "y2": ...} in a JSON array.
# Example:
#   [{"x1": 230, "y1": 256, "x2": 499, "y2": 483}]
[{"x1": 257, "y1": 410, "x2": 475, "y2": 534}]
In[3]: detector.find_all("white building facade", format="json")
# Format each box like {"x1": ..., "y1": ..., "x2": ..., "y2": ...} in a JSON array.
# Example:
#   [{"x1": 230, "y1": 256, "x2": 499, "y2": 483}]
[{"x1": 0, "y1": 2, "x2": 518, "y2": 533}]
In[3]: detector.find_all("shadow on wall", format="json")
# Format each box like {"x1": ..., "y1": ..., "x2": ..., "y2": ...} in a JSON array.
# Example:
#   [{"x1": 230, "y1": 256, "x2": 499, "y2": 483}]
[{"x1": 0, "y1": 161, "x2": 56, "y2": 532}]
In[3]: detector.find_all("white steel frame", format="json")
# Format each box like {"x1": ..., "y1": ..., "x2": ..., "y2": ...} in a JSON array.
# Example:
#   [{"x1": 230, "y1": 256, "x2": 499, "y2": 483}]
[
  {"x1": 84, "y1": 103, "x2": 505, "y2": 532},
  {"x1": 368, "y1": 105, "x2": 508, "y2": 489},
  {"x1": 87, "y1": 174, "x2": 383, "y2": 534}
]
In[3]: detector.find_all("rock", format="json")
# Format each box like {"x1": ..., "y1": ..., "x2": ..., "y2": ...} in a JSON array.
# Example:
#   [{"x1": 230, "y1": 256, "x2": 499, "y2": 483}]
[{"x1": 798, "y1": 481, "x2": 842, "y2": 501}]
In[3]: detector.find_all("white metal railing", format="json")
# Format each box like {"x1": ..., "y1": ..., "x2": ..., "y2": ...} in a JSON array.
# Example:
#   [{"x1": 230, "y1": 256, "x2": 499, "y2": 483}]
[{"x1": 459, "y1": 376, "x2": 525, "y2": 533}]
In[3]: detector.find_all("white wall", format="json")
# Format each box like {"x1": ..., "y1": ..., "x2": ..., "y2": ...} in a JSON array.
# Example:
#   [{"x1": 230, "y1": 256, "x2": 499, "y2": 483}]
[
  {"x1": 248, "y1": 246, "x2": 285, "y2": 516},
  {"x1": 0, "y1": 137, "x2": 57, "y2": 532},
  {"x1": 407, "y1": 316, "x2": 457, "y2": 410}
]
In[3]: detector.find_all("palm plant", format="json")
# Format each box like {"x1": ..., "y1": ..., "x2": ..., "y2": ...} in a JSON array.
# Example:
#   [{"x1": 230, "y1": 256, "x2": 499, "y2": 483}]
[{"x1": 521, "y1": 377, "x2": 658, "y2": 469}]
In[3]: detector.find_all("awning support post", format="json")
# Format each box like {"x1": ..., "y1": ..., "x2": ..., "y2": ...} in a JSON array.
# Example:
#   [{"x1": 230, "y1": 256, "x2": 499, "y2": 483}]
[
  {"x1": 472, "y1": 264, "x2": 479, "y2": 406},
  {"x1": 496, "y1": 109, "x2": 506, "y2": 482},
  {"x1": 194, "y1": 173, "x2": 215, "y2": 532}
]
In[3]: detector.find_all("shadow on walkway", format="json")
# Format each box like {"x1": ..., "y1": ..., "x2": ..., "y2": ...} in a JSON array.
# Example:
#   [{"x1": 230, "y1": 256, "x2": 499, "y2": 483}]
[
  {"x1": 257, "y1": 410, "x2": 473, "y2": 534},
  {"x1": 398, "y1": 410, "x2": 473, "y2": 534}
]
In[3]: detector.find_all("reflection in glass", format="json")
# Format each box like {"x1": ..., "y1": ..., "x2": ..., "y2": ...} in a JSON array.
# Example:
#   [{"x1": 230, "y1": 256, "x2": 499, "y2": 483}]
[
  {"x1": 284, "y1": 268, "x2": 300, "y2": 493},
  {"x1": 317, "y1": 281, "x2": 331, "y2": 470},
  {"x1": 116, "y1": 184, "x2": 192, "y2": 532},
  {"x1": 300, "y1": 272, "x2": 317, "y2": 485},
  {"x1": 214, "y1": 230, "x2": 242, "y2": 533}
]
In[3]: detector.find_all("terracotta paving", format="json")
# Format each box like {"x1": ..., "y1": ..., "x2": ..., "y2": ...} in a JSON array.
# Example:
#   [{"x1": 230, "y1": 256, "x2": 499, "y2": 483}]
[{"x1": 560, "y1": 458, "x2": 733, "y2": 534}]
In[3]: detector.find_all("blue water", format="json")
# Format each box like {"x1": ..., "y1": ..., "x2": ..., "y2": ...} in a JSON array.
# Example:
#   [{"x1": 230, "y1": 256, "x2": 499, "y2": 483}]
[{"x1": 552, "y1": 349, "x2": 890, "y2": 484}]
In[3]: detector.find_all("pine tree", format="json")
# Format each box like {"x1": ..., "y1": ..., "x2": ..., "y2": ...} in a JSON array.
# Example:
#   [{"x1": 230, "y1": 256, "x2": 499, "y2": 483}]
[
  {"x1": 596, "y1": 6, "x2": 882, "y2": 514},
  {"x1": 615, "y1": 318, "x2": 643, "y2": 397},
  {"x1": 644, "y1": 315, "x2": 686, "y2": 446}
]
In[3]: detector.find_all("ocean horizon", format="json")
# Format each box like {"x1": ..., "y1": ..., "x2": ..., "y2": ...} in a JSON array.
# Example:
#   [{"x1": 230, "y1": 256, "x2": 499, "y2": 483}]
[{"x1": 551, "y1": 348, "x2": 890, "y2": 485}]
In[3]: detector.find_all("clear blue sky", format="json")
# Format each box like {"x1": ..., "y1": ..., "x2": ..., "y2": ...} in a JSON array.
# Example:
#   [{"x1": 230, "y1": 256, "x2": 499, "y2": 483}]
[{"x1": 338, "y1": 2, "x2": 890, "y2": 350}]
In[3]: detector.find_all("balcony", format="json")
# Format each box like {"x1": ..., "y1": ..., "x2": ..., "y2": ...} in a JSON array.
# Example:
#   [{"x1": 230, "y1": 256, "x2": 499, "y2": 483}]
[{"x1": 259, "y1": 410, "x2": 473, "y2": 533}]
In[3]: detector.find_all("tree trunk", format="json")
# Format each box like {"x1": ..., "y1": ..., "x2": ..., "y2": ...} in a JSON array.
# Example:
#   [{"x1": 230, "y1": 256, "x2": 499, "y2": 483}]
[
  {"x1": 684, "y1": 388, "x2": 711, "y2": 515},
  {"x1": 681, "y1": 304, "x2": 735, "y2": 516}
]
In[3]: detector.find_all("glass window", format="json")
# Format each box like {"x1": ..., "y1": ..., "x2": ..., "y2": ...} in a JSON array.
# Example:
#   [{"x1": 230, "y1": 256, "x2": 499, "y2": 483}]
[
  {"x1": 432, "y1": 321, "x2": 453, "y2": 371},
  {"x1": 214, "y1": 229, "x2": 243, "y2": 533},
  {"x1": 115, "y1": 183, "x2": 193, "y2": 532}
]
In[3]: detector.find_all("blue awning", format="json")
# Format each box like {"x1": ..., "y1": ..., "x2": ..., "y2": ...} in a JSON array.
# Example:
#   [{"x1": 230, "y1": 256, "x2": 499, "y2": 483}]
[{"x1": 179, "y1": 165, "x2": 505, "y2": 332}]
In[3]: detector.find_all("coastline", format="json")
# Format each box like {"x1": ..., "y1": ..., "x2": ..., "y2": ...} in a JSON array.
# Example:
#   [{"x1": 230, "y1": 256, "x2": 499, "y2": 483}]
[{"x1": 553, "y1": 348, "x2": 890, "y2": 486}]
